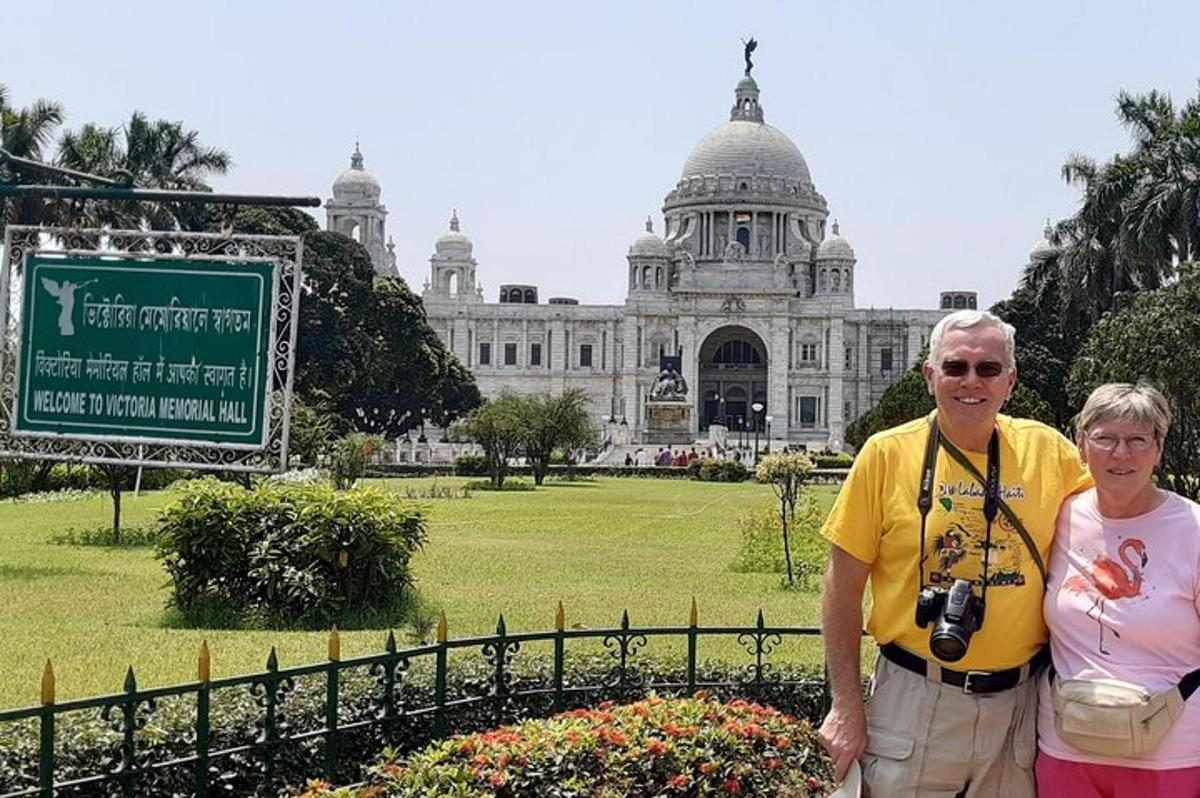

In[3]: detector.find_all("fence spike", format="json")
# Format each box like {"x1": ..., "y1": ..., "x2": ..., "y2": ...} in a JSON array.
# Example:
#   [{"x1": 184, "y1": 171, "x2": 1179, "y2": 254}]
[
  {"x1": 496, "y1": 614, "x2": 507, "y2": 636},
  {"x1": 621, "y1": 609, "x2": 630, "y2": 630},
  {"x1": 385, "y1": 629, "x2": 397, "y2": 654},
  {"x1": 328, "y1": 626, "x2": 341, "y2": 662},
  {"x1": 756, "y1": 608, "x2": 765, "y2": 628},
  {"x1": 555, "y1": 601, "x2": 565, "y2": 631},
  {"x1": 41, "y1": 660, "x2": 55, "y2": 705},
  {"x1": 437, "y1": 612, "x2": 448, "y2": 643},
  {"x1": 689, "y1": 596, "x2": 698, "y2": 627},
  {"x1": 267, "y1": 647, "x2": 279, "y2": 671},
  {"x1": 124, "y1": 666, "x2": 137, "y2": 693},
  {"x1": 198, "y1": 640, "x2": 211, "y2": 683}
]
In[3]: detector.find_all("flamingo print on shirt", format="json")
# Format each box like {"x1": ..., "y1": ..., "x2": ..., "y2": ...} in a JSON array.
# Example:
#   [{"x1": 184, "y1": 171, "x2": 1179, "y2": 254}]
[{"x1": 1062, "y1": 538, "x2": 1148, "y2": 656}]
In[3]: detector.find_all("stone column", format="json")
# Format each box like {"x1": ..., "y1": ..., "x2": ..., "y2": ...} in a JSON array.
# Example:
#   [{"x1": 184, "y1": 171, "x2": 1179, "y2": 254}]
[
  {"x1": 827, "y1": 317, "x2": 845, "y2": 450},
  {"x1": 767, "y1": 315, "x2": 789, "y2": 445},
  {"x1": 621, "y1": 316, "x2": 639, "y2": 437},
  {"x1": 679, "y1": 316, "x2": 699, "y2": 437},
  {"x1": 906, "y1": 321, "x2": 925, "y2": 369}
]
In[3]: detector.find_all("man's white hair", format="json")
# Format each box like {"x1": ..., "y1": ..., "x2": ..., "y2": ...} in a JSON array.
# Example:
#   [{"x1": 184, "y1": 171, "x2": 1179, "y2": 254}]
[{"x1": 926, "y1": 310, "x2": 1017, "y2": 370}]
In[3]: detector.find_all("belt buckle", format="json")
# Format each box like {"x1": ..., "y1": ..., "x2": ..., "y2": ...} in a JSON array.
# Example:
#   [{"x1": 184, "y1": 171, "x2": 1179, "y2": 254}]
[{"x1": 962, "y1": 670, "x2": 990, "y2": 694}]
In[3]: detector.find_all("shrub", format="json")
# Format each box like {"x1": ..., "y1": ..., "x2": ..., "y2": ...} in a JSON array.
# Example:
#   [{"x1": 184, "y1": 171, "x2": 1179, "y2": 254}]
[
  {"x1": 462, "y1": 479, "x2": 535, "y2": 492},
  {"x1": 297, "y1": 694, "x2": 834, "y2": 797},
  {"x1": 689, "y1": 458, "x2": 750, "y2": 483},
  {"x1": 0, "y1": 656, "x2": 830, "y2": 798},
  {"x1": 453, "y1": 454, "x2": 489, "y2": 476},
  {"x1": 732, "y1": 502, "x2": 828, "y2": 590},
  {"x1": 811, "y1": 452, "x2": 853, "y2": 469},
  {"x1": 329, "y1": 433, "x2": 385, "y2": 490},
  {"x1": 51, "y1": 522, "x2": 161, "y2": 548},
  {"x1": 156, "y1": 481, "x2": 426, "y2": 627}
]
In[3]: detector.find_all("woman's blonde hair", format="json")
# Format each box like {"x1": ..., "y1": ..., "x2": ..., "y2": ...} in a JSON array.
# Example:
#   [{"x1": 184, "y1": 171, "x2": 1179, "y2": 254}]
[{"x1": 1075, "y1": 382, "x2": 1172, "y2": 442}]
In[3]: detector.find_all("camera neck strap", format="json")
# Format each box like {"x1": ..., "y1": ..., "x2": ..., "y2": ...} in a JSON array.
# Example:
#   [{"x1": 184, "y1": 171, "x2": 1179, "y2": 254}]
[{"x1": 917, "y1": 416, "x2": 1003, "y2": 600}]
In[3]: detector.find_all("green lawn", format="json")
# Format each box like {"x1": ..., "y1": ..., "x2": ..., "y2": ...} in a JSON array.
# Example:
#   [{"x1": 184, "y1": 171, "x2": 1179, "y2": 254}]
[{"x1": 0, "y1": 476, "x2": 838, "y2": 708}]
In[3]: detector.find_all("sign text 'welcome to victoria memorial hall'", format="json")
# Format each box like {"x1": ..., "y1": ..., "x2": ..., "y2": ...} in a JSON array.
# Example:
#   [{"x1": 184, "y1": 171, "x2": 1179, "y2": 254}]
[{"x1": 15, "y1": 256, "x2": 274, "y2": 447}]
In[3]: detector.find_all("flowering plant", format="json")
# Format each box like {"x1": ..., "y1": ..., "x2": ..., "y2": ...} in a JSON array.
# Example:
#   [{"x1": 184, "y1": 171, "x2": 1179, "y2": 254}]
[{"x1": 297, "y1": 693, "x2": 834, "y2": 796}]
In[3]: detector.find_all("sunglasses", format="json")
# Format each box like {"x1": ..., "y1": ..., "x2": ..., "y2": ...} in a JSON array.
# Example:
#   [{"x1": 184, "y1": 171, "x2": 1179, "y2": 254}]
[{"x1": 940, "y1": 359, "x2": 1006, "y2": 379}]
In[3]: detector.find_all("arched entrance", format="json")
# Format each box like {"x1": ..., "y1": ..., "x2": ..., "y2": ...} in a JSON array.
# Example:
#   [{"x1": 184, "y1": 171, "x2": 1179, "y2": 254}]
[{"x1": 697, "y1": 325, "x2": 768, "y2": 432}]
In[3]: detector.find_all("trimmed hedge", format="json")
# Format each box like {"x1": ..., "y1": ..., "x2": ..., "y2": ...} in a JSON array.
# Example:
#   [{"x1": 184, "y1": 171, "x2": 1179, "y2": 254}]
[
  {"x1": 298, "y1": 694, "x2": 834, "y2": 797},
  {"x1": 0, "y1": 657, "x2": 829, "y2": 797},
  {"x1": 687, "y1": 458, "x2": 751, "y2": 482}
]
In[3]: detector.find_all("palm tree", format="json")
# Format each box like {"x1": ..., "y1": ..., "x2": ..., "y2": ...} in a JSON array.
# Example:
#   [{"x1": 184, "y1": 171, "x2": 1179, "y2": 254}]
[
  {"x1": 53, "y1": 111, "x2": 232, "y2": 231},
  {"x1": 0, "y1": 84, "x2": 66, "y2": 232},
  {"x1": 1028, "y1": 85, "x2": 1200, "y2": 327}
]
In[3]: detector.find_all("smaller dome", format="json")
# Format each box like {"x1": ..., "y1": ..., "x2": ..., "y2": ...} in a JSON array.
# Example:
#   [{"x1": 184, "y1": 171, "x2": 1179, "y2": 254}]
[
  {"x1": 1029, "y1": 222, "x2": 1058, "y2": 262},
  {"x1": 332, "y1": 143, "x2": 381, "y2": 202},
  {"x1": 435, "y1": 210, "x2": 473, "y2": 258},
  {"x1": 628, "y1": 217, "x2": 668, "y2": 258},
  {"x1": 816, "y1": 220, "x2": 855, "y2": 261},
  {"x1": 736, "y1": 76, "x2": 759, "y2": 92}
]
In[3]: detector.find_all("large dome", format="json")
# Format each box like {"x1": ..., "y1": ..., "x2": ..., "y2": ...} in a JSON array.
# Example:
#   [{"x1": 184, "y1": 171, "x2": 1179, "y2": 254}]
[
  {"x1": 332, "y1": 144, "x2": 381, "y2": 202},
  {"x1": 681, "y1": 120, "x2": 811, "y2": 183}
]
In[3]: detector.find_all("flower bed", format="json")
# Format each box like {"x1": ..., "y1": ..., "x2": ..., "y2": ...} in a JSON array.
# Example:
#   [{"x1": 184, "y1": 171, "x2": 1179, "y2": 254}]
[{"x1": 298, "y1": 694, "x2": 835, "y2": 797}]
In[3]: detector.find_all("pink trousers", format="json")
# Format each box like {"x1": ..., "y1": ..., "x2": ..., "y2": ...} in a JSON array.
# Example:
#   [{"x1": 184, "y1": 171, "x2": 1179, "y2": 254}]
[{"x1": 1035, "y1": 752, "x2": 1200, "y2": 797}]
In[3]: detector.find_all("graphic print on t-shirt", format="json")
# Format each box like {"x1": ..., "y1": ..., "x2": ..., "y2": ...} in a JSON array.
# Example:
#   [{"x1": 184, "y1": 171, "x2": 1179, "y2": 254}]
[
  {"x1": 928, "y1": 480, "x2": 1029, "y2": 588},
  {"x1": 1062, "y1": 538, "x2": 1148, "y2": 656}
]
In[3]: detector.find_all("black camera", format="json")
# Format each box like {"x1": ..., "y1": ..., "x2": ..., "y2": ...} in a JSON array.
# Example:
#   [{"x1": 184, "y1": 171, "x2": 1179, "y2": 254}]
[{"x1": 914, "y1": 578, "x2": 985, "y2": 663}]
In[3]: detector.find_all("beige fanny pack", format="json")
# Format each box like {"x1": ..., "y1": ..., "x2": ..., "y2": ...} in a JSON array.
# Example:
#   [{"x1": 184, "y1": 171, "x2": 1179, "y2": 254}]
[{"x1": 1052, "y1": 672, "x2": 1196, "y2": 757}]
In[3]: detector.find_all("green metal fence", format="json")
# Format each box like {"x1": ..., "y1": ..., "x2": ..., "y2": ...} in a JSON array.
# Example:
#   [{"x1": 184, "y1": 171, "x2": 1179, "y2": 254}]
[{"x1": 0, "y1": 605, "x2": 830, "y2": 797}]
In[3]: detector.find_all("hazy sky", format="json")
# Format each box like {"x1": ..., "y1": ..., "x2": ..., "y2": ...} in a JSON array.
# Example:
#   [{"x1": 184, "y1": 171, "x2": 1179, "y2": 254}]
[{"x1": 4, "y1": 2, "x2": 1199, "y2": 310}]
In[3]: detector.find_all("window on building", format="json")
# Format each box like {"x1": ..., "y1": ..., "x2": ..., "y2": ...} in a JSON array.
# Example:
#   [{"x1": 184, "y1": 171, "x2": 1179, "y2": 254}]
[
  {"x1": 530, "y1": 342, "x2": 542, "y2": 367},
  {"x1": 504, "y1": 343, "x2": 517, "y2": 366},
  {"x1": 713, "y1": 340, "x2": 762, "y2": 365},
  {"x1": 580, "y1": 344, "x2": 593, "y2": 368},
  {"x1": 845, "y1": 347, "x2": 853, "y2": 370},
  {"x1": 479, "y1": 343, "x2": 491, "y2": 365},
  {"x1": 799, "y1": 396, "x2": 818, "y2": 428},
  {"x1": 880, "y1": 347, "x2": 893, "y2": 373},
  {"x1": 800, "y1": 343, "x2": 818, "y2": 364}
]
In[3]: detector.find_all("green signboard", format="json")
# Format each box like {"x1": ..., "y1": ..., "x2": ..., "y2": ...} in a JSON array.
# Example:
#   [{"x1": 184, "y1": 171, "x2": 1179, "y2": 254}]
[{"x1": 14, "y1": 256, "x2": 275, "y2": 447}]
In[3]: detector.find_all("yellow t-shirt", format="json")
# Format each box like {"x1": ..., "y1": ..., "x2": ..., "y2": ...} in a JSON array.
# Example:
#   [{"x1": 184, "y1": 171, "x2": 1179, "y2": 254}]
[{"x1": 821, "y1": 412, "x2": 1089, "y2": 671}]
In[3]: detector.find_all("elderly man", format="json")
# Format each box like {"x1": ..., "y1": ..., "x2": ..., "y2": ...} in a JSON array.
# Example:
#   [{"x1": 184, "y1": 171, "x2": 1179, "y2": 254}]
[{"x1": 818, "y1": 310, "x2": 1088, "y2": 797}]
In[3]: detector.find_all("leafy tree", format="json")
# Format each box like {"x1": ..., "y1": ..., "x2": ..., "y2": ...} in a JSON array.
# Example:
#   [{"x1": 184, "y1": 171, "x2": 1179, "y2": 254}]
[
  {"x1": 452, "y1": 396, "x2": 524, "y2": 488},
  {"x1": 1067, "y1": 262, "x2": 1200, "y2": 500},
  {"x1": 0, "y1": 84, "x2": 66, "y2": 232},
  {"x1": 519, "y1": 390, "x2": 598, "y2": 486},
  {"x1": 755, "y1": 452, "x2": 815, "y2": 586},
  {"x1": 845, "y1": 366, "x2": 934, "y2": 450},
  {"x1": 287, "y1": 395, "x2": 340, "y2": 466},
  {"x1": 329, "y1": 433, "x2": 385, "y2": 490},
  {"x1": 294, "y1": 232, "x2": 480, "y2": 438}
]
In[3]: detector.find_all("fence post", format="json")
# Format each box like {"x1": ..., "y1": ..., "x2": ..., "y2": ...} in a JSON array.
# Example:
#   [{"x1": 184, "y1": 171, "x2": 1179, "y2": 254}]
[
  {"x1": 119, "y1": 667, "x2": 138, "y2": 797},
  {"x1": 686, "y1": 598, "x2": 698, "y2": 693},
  {"x1": 434, "y1": 613, "x2": 448, "y2": 738},
  {"x1": 324, "y1": 627, "x2": 341, "y2": 781},
  {"x1": 196, "y1": 642, "x2": 211, "y2": 798},
  {"x1": 38, "y1": 660, "x2": 54, "y2": 797},
  {"x1": 552, "y1": 602, "x2": 565, "y2": 712},
  {"x1": 492, "y1": 615, "x2": 508, "y2": 725}
]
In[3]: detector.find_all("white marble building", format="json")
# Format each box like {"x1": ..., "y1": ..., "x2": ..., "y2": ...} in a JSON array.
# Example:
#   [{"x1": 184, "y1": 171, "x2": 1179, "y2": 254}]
[{"x1": 328, "y1": 68, "x2": 975, "y2": 450}]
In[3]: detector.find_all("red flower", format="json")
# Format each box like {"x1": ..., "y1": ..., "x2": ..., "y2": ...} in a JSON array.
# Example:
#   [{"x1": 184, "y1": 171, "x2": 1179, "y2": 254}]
[
  {"x1": 775, "y1": 735, "x2": 792, "y2": 750},
  {"x1": 806, "y1": 776, "x2": 824, "y2": 790},
  {"x1": 724, "y1": 778, "x2": 742, "y2": 793},
  {"x1": 646, "y1": 739, "x2": 667, "y2": 756},
  {"x1": 668, "y1": 774, "x2": 692, "y2": 789},
  {"x1": 699, "y1": 762, "x2": 717, "y2": 774},
  {"x1": 489, "y1": 772, "x2": 506, "y2": 787},
  {"x1": 764, "y1": 757, "x2": 782, "y2": 771},
  {"x1": 472, "y1": 753, "x2": 490, "y2": 766}
]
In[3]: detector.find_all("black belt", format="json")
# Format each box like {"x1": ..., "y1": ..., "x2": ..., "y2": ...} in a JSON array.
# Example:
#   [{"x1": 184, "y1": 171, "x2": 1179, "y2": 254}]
[{"x1": 879, "y1": 643, "x2": 1049, "y2": 695}]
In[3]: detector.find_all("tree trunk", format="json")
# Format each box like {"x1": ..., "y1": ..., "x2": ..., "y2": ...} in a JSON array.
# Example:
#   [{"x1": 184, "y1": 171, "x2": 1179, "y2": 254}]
[
  {"x1": 780, "y1": 510, "x2": 795, "y2": 586},
  {"x1": 110, "y1": 477, "x2": 122, "y2": 545},
  {"x1": 533, "y1": 457, "x2": 546, "y2": 486}
]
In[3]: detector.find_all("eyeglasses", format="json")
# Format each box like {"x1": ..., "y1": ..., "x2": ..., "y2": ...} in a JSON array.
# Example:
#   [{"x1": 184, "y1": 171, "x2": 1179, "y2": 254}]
[
  {"x1": 940, "y1": 359, "x2": 1006, "y2": 379},
  {"x1": 1087, "y1": 433, "x2": 1157, "y2": 453}
]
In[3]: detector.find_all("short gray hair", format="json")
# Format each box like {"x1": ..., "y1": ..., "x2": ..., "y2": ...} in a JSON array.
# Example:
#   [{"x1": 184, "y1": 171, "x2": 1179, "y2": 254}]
[
  {"x1": 1075, "y1": 382, "x2": 1172, "y2": 441},
  {"x1": 926, "y1": 310, "x2": 1017, "y2": 370}
]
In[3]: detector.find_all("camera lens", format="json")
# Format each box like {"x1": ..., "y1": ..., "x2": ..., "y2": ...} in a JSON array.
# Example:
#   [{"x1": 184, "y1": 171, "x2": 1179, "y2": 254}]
[{"x1": 929, "y1": 628, "x2": 970, "y2": 662}]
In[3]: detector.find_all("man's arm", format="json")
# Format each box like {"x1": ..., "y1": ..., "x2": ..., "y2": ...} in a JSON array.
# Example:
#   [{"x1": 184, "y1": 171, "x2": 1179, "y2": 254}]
[{"x1": 818, "y1": 544, "x2": 871, "y2": 782}]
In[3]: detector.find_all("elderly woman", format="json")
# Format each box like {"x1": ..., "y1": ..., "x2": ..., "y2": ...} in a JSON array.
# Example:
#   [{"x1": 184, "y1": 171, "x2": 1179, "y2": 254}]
[{"x1": 1037, "y1": 383, "x2": 1200, "y2": 795}]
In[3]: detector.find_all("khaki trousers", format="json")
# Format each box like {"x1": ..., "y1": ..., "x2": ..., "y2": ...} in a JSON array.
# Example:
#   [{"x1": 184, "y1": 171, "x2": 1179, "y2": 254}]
[{"x1": 860, "y1": 654, "x2": 1038, "y2": 798}]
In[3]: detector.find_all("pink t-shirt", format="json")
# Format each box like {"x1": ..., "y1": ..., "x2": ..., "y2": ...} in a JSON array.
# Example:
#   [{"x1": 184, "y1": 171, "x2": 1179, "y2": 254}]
[{"x1": 1038, "y1": 489, "x2": 1200, "y2": 769}]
